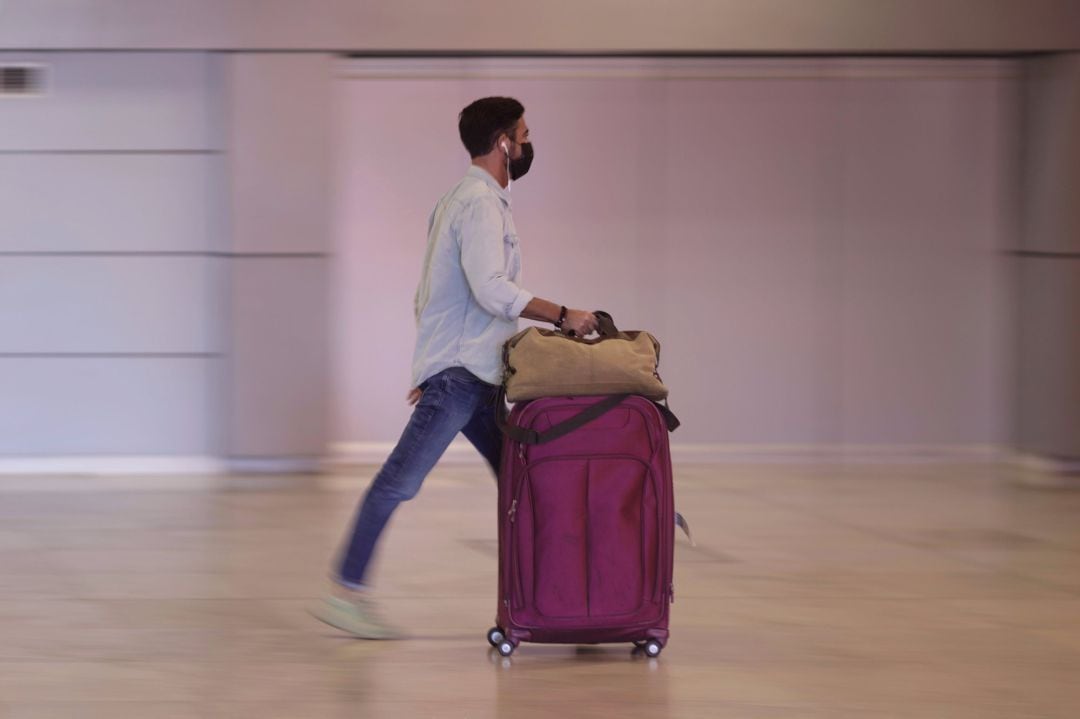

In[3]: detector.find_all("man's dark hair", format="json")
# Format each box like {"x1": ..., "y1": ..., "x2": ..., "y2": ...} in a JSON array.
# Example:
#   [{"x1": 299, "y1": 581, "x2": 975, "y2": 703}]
[{"x1": 458, "y1": 97, "x2": 525, "y2": 158}]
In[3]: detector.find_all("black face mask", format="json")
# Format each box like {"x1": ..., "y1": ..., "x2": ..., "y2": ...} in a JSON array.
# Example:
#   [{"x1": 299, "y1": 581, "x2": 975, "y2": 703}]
[{"x1": 508, "y1": 141, "x2": 534, "y2": 181}]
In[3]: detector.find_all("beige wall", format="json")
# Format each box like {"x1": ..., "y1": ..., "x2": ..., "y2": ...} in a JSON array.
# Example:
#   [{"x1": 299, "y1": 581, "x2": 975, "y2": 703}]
[
  {"x1": 2, "y1": 0, "x2": 1074, "y2": 468},
  {"x1": 0, "y1": 51, "x2": 335, "y2": 469},
  {"x1": 332, "y1": 57, "x2": 1019, "y2": 454},
  {"x1": 1016, "y1": 54, "x2": 1080, "y2": 460},
  {"x1": 0, "y1": 0, "x2": 1078, "y2": 53},
  {"x1": 222, "y1": 53, "x2": 335, "y2": 463},
  {"x1": 0, "y1": 52, "x2": 220, "y2": 459}
]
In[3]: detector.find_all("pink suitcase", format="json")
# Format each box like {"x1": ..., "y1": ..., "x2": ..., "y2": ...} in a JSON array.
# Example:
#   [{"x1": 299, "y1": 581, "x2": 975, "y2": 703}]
[{"x1": 488, "y1": 394, "x2": 676, "y2": 658}]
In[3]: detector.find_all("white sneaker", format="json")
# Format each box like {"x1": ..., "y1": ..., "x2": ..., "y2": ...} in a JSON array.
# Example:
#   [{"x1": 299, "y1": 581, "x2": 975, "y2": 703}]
[{"x1": 308, "y1": 594, "x2": 404, "y2": 639}]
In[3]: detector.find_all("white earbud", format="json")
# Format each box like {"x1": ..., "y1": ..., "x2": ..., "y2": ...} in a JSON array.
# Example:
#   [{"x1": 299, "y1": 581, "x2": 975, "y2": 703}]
[{"x1": 501, "y1": 141, "x2": 509, "y2": 154}]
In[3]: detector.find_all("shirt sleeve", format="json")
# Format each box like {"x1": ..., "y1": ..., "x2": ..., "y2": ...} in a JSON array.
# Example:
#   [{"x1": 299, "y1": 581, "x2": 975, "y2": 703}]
[{"x1": 458, "y1": 196, "x2": 534, "y2": 321}]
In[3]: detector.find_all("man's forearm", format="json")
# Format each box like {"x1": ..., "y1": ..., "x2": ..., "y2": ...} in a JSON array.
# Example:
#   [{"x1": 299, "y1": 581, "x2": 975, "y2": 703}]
[
  {"x1": 520, "y1": 297, "x2": 562, "y2": 324},
  {"x1": 519, "y1": 299, "x2": 599, "y2": 336}
]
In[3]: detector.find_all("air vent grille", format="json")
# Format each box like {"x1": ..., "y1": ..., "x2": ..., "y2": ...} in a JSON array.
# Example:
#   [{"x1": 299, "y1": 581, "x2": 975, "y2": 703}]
[{"x1": 1, "y1": 65, "x2": 45, "y2": 96}]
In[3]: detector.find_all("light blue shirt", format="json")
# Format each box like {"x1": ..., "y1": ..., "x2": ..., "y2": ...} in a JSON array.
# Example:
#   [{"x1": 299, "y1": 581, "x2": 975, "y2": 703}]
[{"x1": 411, "y1": 166, "x2": 534, "y2": 387}]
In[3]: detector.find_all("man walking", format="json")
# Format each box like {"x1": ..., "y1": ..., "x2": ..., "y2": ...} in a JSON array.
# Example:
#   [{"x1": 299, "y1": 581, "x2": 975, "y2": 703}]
[{"x1": 311, "y1": 97, "x2": 598, "y2": 638}]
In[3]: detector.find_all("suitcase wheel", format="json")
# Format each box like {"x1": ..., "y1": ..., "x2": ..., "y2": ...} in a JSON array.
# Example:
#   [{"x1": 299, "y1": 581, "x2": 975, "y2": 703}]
[
  {"x1": 487, "y1": 626, "x2": 506, "y2": 647},
  {"x1": 497, "y1": 640, "x2": 516, "y2": 657},
  {"x1": 635, "y1": 639, "x2": 663, "y2": 657}
]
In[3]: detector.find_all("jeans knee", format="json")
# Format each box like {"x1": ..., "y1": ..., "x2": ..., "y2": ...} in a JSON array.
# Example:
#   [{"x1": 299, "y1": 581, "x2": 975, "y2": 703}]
[{"x1": 368, "y1": 473, "x2": 423, "y2": 504}]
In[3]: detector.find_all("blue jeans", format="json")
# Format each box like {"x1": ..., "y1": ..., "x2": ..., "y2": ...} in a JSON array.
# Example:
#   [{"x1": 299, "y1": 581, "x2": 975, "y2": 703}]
[{"x1": 337, "y1": 367, "x2": 502, "y2": 587}]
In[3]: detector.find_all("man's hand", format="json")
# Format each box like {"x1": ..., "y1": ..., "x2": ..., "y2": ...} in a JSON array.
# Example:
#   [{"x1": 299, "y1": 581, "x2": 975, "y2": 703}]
[
  {"x1": 407, "y1": 388, "x2": 423, "y2": 406},
  {"x1": 520, "y1": 299, "x2": 600, "y2": 336},
  {"x1": 563, "y1": 309, "x2": 599, "y2": 337}
]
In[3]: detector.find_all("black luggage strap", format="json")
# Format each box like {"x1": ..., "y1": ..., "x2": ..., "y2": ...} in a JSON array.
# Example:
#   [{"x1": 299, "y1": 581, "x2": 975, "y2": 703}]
[
  {"x1": 657, "y1": 400, "x2": 681, "y2": 432},
  {"x1": 496, "y1": 389, "x2": 681, "y2": 445}
]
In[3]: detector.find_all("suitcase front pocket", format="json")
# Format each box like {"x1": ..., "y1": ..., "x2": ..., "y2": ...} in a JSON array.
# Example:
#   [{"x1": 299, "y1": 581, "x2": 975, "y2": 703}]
[{"x1": 511, "y1": 456, "x2": 660, "y2": 623}]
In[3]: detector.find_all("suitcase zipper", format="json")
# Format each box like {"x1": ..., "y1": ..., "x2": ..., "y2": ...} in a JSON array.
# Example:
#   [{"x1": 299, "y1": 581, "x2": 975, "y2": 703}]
[{"x1": 508, "y1": 498, "x2": 518, "y2": 523}]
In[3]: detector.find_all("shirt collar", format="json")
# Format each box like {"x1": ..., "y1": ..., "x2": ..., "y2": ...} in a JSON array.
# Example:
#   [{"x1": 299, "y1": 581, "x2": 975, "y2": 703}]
[{"x1": 467, "y1": 165, "x2": 511, "y2": 206}]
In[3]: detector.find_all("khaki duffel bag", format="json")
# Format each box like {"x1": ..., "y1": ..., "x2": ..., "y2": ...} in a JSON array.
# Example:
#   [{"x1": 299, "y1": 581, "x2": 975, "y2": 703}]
[{"x1": 502, "y1": 311, "x2": 668, "y2": 402}]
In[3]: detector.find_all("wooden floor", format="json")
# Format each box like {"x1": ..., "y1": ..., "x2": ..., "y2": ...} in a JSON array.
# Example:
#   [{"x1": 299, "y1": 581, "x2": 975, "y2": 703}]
[{"x1": 1, "y1": 461, "x2": 1079, "y2": 718}]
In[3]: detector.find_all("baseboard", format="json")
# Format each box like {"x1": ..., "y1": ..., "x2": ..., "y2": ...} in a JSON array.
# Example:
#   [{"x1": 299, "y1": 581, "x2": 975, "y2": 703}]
[
  {"x1": 224, "y1": 457, "x2": 325, "y2": 474},
  {"x1": 327, "y1": 441, "x2": 1009, "y2": 467},
  {"x1": 0, "y1": 444, "x2": 1018, "y2": 482},
  {"x1": 326, "y1": 441, "x2": 485, "y2": 467},
  {"x1": 665, "y1": 443, "x2": 1007, "y2": 464},
  {"x1": 1009, "y1": 453, "x2": 1080, "y2": 488},
  {"x1": 0, "y1": 456, "x2": 226, "y2": 476},
  {"x1": 0, "y1": 455, "x2": 323, "y2": 478},
  {"x1": 0, "y1": 455, "x2": 334, "y2": 492}
]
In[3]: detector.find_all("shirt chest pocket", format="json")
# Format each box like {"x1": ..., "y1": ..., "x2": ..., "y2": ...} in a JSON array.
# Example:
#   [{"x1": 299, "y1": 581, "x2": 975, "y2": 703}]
[{"x1": 503, "y1": 224, "x2": 522, "y2": 279}]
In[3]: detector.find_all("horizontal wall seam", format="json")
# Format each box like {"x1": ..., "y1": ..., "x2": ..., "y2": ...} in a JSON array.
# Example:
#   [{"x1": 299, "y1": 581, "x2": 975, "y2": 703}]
[
  {"x1": 0, "y1": 149, "x2": 221, "y2": 155},
  {"x1": 338, "y1": 56, "x2": 1020, "y2": 81},
  {"x1": 0, "y1": 252, "x2": 328, "y2": 258},
  {"x1": 1006, "y1": 250, "x2": 1080, "y2": 259},
  {"x1": 0, "y1": 353, "x2": 221, "y2": 358}
]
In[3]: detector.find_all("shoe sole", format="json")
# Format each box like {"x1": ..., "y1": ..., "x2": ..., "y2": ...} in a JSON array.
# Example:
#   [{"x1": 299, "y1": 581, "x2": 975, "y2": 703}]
[{"x1": 307, "y1": 605, "x2": 402, "y2": 640}]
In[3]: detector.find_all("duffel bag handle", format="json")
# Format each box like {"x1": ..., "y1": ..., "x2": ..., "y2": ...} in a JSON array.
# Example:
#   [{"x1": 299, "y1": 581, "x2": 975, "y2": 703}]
[
  {"x1": 594, "y1": 310, "x2": 621, "y2": 338},
  {"x1": 563, "y1": 310, "x2": 620, "y2": 339}
]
